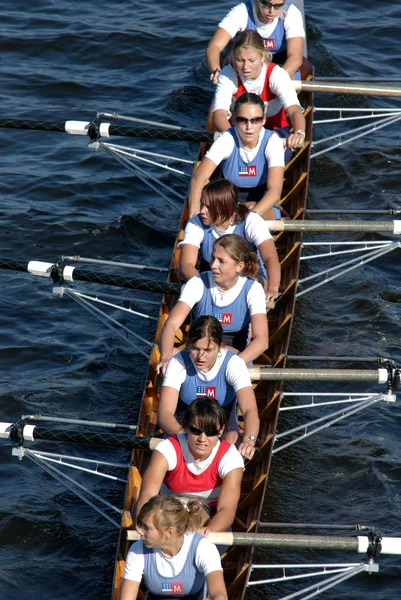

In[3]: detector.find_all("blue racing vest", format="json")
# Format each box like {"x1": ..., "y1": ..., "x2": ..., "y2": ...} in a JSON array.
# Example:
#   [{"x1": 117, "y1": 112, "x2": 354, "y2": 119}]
[
  {"x1": 176, "y1": 348, "x2": 236, "y2": 417},
  {"x1": 221, "y1": 127, "x2": 274, "y2": 190},
  {"x1": 245, "y1": 0, "x2": 291, "y2": 54},
  {"x1": 142, "y1": 533, "x2": 206, "y2": 600},
  {"x1": 191, "y1": 272, "x2": 254, "y2": 351}
]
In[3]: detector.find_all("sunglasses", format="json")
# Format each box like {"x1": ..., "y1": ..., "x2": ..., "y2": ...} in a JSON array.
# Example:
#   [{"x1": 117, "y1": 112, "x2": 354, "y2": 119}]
[
  {"x1": 188, "y1": 425, "x2": 220, "y2": 437},
  {"x1": 259, "y1": 0, "x2": 286, "y2": 8},
  {"x1": 236, "y1": 116, "x2": 264, "y2": 125}
]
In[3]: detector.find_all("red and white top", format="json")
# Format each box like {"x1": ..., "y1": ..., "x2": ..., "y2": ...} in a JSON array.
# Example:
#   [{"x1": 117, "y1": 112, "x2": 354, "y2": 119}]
[{"x1": 158, "y1": 434, "x2": 244, "y2": 506}]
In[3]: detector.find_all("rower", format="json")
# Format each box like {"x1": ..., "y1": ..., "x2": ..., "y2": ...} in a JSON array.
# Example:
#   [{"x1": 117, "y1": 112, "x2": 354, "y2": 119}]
[
  {"x1": 135, "y1": 400, "x2": 244, "y2": 532},
  {"x1": 120, "y1": 495, "x2": 227, "y2": 600},
  {"x1": 188, "y1": 92, "x2": 285, "y2": 220},
  {"x1": 158, "y1": 234, "x2": 269, "y2": 370},
  {"x1": 158, "y1": 315, "x2": 259, "y2": 456},
  {"x1": 180, "y1": 179, "x2": 280, "y2": 302},
  {"x1": 212, "y1": 30, "x2": 305, "y2": 151},
  {"x1": 206, "y1": 0, "x2": 305, "y2": 82}
]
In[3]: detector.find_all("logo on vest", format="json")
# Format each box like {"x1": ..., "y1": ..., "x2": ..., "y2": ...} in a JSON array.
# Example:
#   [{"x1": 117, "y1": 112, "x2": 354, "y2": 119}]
[
  {"x1": 264, "y1": 38, "x2": 275, "y2": 50},
  {"x1": 196, "y1": 385, "x2": 217, "y2": 399},
  {"x1": 239, "y1": 164, "x2": 257, "y2": 177},
  {"x1": 214, "y1": 312, "x2": 232, "y2": 324},
  {"x1": 162, "y1": 583, "x2": 183, "y2": 593}
]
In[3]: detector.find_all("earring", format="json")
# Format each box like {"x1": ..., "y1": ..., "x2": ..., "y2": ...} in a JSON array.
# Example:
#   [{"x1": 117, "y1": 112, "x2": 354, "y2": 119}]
[{"x1": 217, "y1": 351, "x2": 222, "y2": 358}]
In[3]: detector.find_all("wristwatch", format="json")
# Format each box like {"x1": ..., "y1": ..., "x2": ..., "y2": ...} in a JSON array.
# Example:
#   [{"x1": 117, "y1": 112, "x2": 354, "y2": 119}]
[
  {"x1": 294, "y1": 129, "x2": 306, "y2": 136},
  {"x1": 244, "y1": 434, "x2": 257, "y2": 442}
]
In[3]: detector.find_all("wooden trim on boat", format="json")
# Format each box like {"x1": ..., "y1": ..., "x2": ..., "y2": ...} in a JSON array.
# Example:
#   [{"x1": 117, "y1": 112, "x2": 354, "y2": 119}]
[{"x1": 111, "y1": 60, "x2": 315, "y2": 600}]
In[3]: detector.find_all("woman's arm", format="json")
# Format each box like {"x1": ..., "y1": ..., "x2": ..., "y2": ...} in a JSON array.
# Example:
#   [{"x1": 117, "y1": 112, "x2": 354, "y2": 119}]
[
  {"x1": 238, "y1": 312, "x2": 269, "y2": 365},
  {"x1": 158, "y1": 301, "x2": 192, "y2": 374},
  {"x1": 236, "y1": 387, "x2": 260, "y2": 459},
  {"x1": 282, "y1": 36, "x2": 304, "y2": 78},
  {"x1": 179, "y1": 244, "x2": 201, "y2": 281},
  {"x1": 205, "y1": 571, "x2": 228, "y2": 600},
  {"x1": 251, "y1": 166, "x2": 284, "y2": 219},
  {"x1": 188, "y1": 158, "x2": 217, "y2": 217},
  {"x1": 119, "y1": 579, "x2": 141, "y2": 600},
  {"x1": 158, "y1": 386, "x2": 184, "y2": 436},
  {"x1": 206, "y1": 28, "x2": 233, "y2": 83},
  {"x1": 212, "y1": 109, "x2": 232, "y2": 132},
  {"x1": 207, "y1": 468, "x2": 243, "y2": 532},
  {"x1": 258, "y1": 238, "x2": 281, "y2": 301},
  {"x1": 134, "y1": 451, "x2": 169, "y2": 522}
]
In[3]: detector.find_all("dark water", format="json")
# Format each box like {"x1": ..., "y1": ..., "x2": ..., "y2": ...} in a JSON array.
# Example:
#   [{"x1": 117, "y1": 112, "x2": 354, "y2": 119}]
[{"x1": 0, "y1": 1, "x2": 400, "y2": 599}]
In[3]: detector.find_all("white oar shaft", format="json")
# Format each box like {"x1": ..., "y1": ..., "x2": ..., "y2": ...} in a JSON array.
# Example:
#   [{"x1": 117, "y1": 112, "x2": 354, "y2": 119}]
[
  {"x1": 265, "y1": 219, "x2": 401, "y2": 234},
  {"x1": 248, "y1": 368, "x2": 388, "y2": 383},
  {"x1": 294, "y1": 80, "x2": 401, "y2": 98},
  {"x1": 126, "y1": 531, "x2": 401, "y2": 554}
]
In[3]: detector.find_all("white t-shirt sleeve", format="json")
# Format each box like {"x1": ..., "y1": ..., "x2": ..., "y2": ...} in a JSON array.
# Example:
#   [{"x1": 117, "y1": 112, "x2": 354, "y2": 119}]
[
  {"x1": 265, "y1": 133, "x2": 285, "y2": 168},
  {"x1": 162, "y1": 354, "x2": 187, "y2": 391},
  {"x1": 195, "y1": 538, "x2": 224, "y2": 575},
  {"x1": 180, "y1": 217, "x2": 205, "y2": 249},
  {"x1": 154, "y1": 438, "x2": 177, "y2": 471},
  {"x1": 247, "y1": 280, "x2": 268, "y2": 315},
  {"x1": 178, "y1": 276, "x2": 205, "y2": 309},
  {"x1": 269, "y1": 65, "x2": 301, "y2": 109},
  {"x1": 205, "y1": 131, "x2": 235, "y2": 166},
  {"x1": 217, "y1": 3, "x2": 249, "y2": 37},
  {"x1": 218, "y1": 444, "x2": 245, "y2": 478},
  {"x1": 212, "y1": 66, "x2": 238, "y2": 113},
  {"x1": 244, "y1": 212, "x2": 273, "y2": 246},
  {"x1": 225, "y1": 354, "x2": 253, "y2": 391},
  {"x1": 284, "y1": 4, "x2": 305, "y2": 39},
  {"x1": 123, "y1": 541, "x2": 145, "y2": 581}
]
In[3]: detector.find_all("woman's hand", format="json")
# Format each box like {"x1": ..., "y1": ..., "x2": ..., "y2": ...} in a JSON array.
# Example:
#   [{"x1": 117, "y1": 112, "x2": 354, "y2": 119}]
[
  {"x1": 209, "y1": 68, "x2": 221, "y2": 84},
  {"x1": 156, "y1": 357, "x2": 170, "y2": 375},
  {"x1": 238, "y1": 438, "x2": 256, "y2": 459},
  {"x1": 197, "y1": 526, "x2": 210, "y2": 537},
  {"x1": 244, "y1": 201, "x2": 257, "y2": 211},
  {"x1": 286, "y1": 130, "x2": 305, "y2": 150},
  {"x1": 265, "y1": 287, "x2": 279, "y2": 302}
]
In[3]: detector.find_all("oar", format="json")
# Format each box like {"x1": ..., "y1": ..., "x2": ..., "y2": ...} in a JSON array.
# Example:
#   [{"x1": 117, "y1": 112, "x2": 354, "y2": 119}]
[
  {"x1": 248, "y1": 367, "x2": 396, "y2": 383},
  {"x1": 126, "y1": 530, "x2": 401, "y2": 554},
  {"x1": 265, "y1": 219, "x2": 401, "y2": 233},
  {"x1": 0, "y1": 117, "x2": 214, "y2": 143},
  {"x1": 0, "y1": 257, "x2": 182, "y2": 295},
  {"x1": 0, "y1": 421, "x2": 162, "y2": 449},
  {"x1": 294, "y1": 80, "x2": 401, "y2": 98}
]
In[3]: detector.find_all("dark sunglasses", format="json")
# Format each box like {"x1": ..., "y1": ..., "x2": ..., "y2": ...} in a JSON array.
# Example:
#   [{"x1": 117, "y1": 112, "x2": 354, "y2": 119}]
[
  {"x1": 236, "y1": 116, "x2": 264, "y2": 125},
  {"x1": 188, "y1": 425, "x2": 220, "y2": 437},
  {"x1": 259, "y1": 0, "x2": 285, "y2": 8}
]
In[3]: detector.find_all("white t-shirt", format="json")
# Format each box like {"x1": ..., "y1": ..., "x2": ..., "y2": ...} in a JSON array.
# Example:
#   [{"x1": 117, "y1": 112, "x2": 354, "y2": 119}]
[
  {"x1": 212, "y1": 63, "x2": 301, "y2": 116},
  {"x1": 218, "y1": 2, "x2": 305, "y2": 41},
  {"x1": 162, "y1": 348, "x2": 252, "y2": 392},
  {"x1": 205, "y1": 128, "x2": 284, "y2": 168},
  {"x1": 181, "y1": 211, "x2": 272, "y2": 251},
  {"x1": 156, "y1": 434, "x2": 244, "y2": 476},
  {"x1": 178, "y1": 272, "x2": 267, "y2": 315},
  {"x1": 124, "y1": 533, "x2": 222, "y2": 582}
]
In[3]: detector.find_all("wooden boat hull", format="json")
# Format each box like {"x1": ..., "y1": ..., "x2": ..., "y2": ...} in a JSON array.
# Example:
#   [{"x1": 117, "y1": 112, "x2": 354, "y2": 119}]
[{"x1": 111, "y1": 60, "x2": 315, "y2": 600}]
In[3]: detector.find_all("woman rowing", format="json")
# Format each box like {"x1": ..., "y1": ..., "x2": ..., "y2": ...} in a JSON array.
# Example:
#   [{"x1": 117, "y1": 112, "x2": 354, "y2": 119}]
[
  {"x1": 158, "y1": 316, "x2": 259, "y2": 457},
  {"x1": 180, "y1": 179, "x2": 280, "y2": 302},
  {"x1": 212, "y1": 30, "x2": 305, "y2": 149},
  {"x1": 136, "y1": 399, "x2": 244, "y2": 533},
  {"x1": 158, "y1": 234, "x2": 268, "y2": 371},
  {"x1": 188, "y1": 93, "x2": 284, "y2": 220},
  {"x1": 120, "y1": 495, "x2": 227, "y2": 600},
  {"x1": 206, "y1": 0, "x2": 305, "y2": 81}
]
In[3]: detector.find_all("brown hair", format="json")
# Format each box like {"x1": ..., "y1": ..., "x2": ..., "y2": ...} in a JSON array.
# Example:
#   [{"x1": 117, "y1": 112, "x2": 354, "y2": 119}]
[
  {"x1": 233, "y1": 92, "x2": 266, "y2": 119},
  {"x1": 201, "y1": 179, "x2": 249, "y2": 225},
  {"x1": 182, "y1": 398, "x2": 227, "y2": 434},
  {"x1": 231, "y1": 30, "x2": 272, "y2": 67},
  {"x1": 187, "y1": 315, "x2": 224, "y2": 348},
  {"x1": 137, "y1": 495, "x2": 203, "y2": 534},
  {"x1": 213, "y1": 234, "x2": 259, "y2": 278}
]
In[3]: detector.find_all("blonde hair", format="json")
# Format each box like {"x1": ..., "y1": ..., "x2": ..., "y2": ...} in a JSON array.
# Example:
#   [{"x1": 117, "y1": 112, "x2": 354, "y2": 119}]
[
  {"x1": 213, "y1": 234, "x2": 259, "y2": 279},
  {"x1": 137, "y1": 495, "x2": 203, "y2": 534},
  {"x1": 231, "y1": 30, "x2": 273, "y2": 69}
]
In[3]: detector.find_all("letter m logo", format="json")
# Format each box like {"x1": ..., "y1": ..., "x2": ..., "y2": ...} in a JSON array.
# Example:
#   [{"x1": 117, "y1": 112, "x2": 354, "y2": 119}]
[
  {"x1": 222, "y1": 313, "x2": 232, "y2": 324},
  {"x1": 248, "y1": 166, "x2": 257, "y2": 176},
  {"x1": 206, "y1": 386, "x2": 216, "y2": 398},
  {"x1": 265, "y1": 38, "x2": 275, "y2": 49}
]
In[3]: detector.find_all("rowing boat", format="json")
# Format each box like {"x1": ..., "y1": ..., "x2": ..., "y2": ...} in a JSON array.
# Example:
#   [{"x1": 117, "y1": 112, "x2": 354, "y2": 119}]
[{"x1": 110, "y1": 37, "x2": 316, "y2": 600}]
